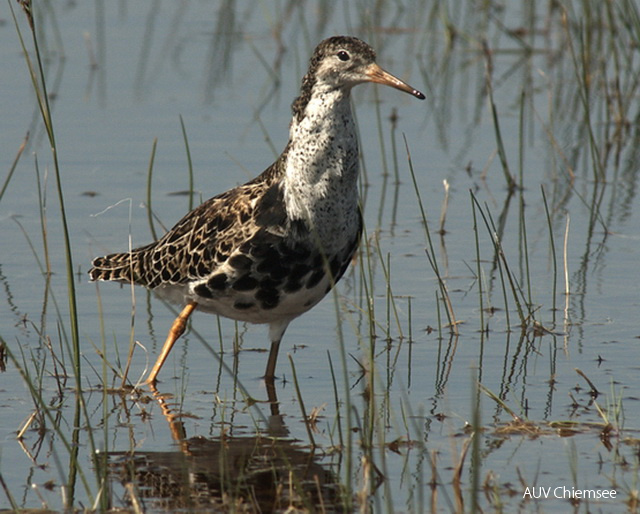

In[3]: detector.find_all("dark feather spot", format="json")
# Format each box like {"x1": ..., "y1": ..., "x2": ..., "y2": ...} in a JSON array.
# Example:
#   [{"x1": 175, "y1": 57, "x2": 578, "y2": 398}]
[
  {"x1": 263, "y1": 245, "x2": 282, "y2": 262},
  {"x1": 329, "y1": 257, "x2": 342, "y2": 278},
  {"x1": 256, "y1": 247, "x2": 283, "y2": 271},
  {"x1": 165, "y1": 230, "x2": 182, "y2": 244},
  {"x1": 208, "y1": 273, "x2": 228, "y2": 290},
  {"x1": 306, "y1": 269, "x2": 325, "y2": 289},
  {"x1": 260, "y1": 277, "x2": 280, "y2": 290},
  {"x1": 288, "y1": 242, "x2": 311, "y2": 261},
  {"x1": 194, "y1": 283, "x2": 213, "y2": 299},
  {"x1": 217, "y1": 216, "x2": 231, "y2": 231},
  {"x1": 229, "y1": 254, "x2": 253, "y2": 271},
  {"x1": 267, "y1": 264, "x2": 290, "y2": 280},
  {"x1": 255, "y1": 184, "x2": 286, "y2": 227},
  {"x1": 234, "y1": 300, "x2": 255, "y2": 310},
  {"x1": 256, "y1": 288, "x2": 279, "y2": 309},
  {"x1": 232, "y1": 275, "x2": 259, "y2": 291},
  {"x1": 284, "y1": 280, "x2": 302, "y2": 293},
  {"x1": 247, "y1": 231, "x2": 281, "y2": 256},
  {"x1": 289, "y1": 263, "x2": 311, "y2": 281},
  {"x1": 197, "y1": 261, "x2": 209, "y2": 276}
]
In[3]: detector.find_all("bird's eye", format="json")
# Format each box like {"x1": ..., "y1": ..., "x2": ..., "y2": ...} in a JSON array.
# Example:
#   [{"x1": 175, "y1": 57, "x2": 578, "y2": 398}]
[{"x1": 337, "y1": 50, "x2": 350, "y2": 62}]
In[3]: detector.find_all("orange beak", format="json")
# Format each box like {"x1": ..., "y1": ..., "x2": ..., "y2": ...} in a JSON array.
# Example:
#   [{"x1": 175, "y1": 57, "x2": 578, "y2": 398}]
[{"x1": 366, "y1": 63, "x2": 425, "y2": 100}]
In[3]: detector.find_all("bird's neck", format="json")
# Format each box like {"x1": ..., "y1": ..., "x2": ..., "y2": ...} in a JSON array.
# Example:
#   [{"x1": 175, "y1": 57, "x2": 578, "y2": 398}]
[{"x1": 281, "y1": 88, "x2": 360, "y2": 248}]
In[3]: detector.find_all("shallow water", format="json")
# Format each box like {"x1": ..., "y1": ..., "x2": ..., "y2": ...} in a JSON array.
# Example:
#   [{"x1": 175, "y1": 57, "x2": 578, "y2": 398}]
[{"x1": 1, "y1": 1, "x2": 640, "y2": 512}]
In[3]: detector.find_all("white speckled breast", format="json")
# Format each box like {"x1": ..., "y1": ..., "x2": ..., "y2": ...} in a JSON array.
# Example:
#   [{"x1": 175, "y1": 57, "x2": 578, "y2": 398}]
[{"x1": 283, "y1": 87, "x2": 361, "y2": 255}]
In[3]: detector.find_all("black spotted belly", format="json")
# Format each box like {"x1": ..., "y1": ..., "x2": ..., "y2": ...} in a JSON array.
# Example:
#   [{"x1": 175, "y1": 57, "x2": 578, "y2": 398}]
[{"x1": 191, "y1": 237, "x2": 356, "y2": 318}]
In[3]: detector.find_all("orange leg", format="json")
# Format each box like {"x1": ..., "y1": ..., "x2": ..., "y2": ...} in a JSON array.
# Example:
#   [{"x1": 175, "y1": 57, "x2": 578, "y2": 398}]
[
  {"x1": 264, "y1": 320, "x2": 289, "y2": 381},
  {"x1": 264, "y1": 340, "x2": 282, "y2": 418},
  {"x1": 144, "y1": 301, "x2": 197, "y2": 386},
  {"x1": 264, "y1": 339, "x2": 281, "y2": 380},
  {"x1": 147, "y1": 382, "x2": 188, "y2": 442}
]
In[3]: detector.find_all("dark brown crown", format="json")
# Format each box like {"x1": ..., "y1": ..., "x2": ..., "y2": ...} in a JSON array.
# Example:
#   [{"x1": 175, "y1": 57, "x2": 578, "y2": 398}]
[{"x1": 291, "y1": 36, "x2": 376, "y2": 122}]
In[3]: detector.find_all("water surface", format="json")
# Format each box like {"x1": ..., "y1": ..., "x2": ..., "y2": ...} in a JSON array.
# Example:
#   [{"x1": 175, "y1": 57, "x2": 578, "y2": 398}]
[{"x1": 1, "y1": 2, "x2": 639, "y2": 512}]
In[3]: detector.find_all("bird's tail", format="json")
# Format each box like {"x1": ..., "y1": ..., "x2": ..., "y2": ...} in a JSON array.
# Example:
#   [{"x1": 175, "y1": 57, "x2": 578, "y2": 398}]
[{"x1": 89, "y1": 244, "x2": 153, "y2": 285}]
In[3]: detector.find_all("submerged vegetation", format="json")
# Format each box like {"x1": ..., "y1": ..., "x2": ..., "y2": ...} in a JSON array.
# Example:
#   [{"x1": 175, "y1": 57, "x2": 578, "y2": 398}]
[{"x1": 2, "y1": 0, "x2": 640, "y2": 511}]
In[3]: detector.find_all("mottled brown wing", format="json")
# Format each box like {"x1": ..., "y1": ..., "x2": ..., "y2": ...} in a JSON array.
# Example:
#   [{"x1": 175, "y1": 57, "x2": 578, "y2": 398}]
[{"x1": 89, "y1": 183, "x2": 267, "y2": 289}]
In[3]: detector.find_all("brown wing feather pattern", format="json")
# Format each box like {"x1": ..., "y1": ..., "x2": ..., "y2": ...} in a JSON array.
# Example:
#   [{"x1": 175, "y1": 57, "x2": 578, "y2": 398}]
[{"x1": 89, "y1": 161, "x2": 283, "y2": 289}]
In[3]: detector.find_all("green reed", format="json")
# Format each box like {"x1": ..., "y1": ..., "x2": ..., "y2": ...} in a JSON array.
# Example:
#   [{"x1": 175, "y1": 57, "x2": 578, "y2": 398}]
[
  {"x1": 288, "y1": 355, "x2": 316, "y2": 447},
  {"x1": 145, "y1": 137, "x2": 159, "y2": 241},
  {"x1": 9, "y1": 2, "x2": 104, "y2": 508},
  {"x1": 5, "y1": 0, "x2": 640, "y2": 510},
  {"x1": 0, "y1": 134, "x2": 28, "y2": 204},
  {"x1": 483, "y1": 43, "x2": 517, "y2": 192},
  {"x1": 471, "y1": 191, "x2": 487, "y2": 336},
  {"x1": 470, "y1": 192, "x2": 535, "y2": 330},
  {"x1": 179, "y1": 115, "x2": 195, "y2": 211},
  {"x1": 328, "y1": 289, "x2": 355, "y2": 512},
  {"x1": 12, "y1": 0, "x2": 81, "y2": 379},
  {"x1": 541, "y1": 186, "x2": 559, "y2": 326},
  {"x1": 404, "y1": 135, "x2": 457, "y2": 334}
]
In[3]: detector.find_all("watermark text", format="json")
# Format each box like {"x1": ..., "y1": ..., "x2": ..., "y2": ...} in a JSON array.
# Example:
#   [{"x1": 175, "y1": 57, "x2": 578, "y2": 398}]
[{"x1": 523, "y1": 486, "x2": 616, "y2": 500}]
